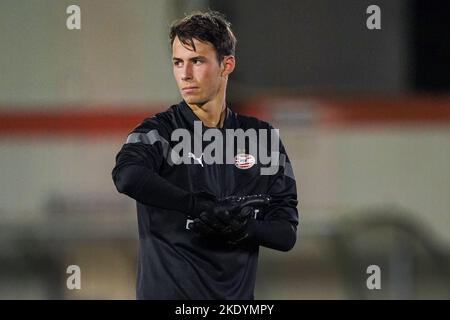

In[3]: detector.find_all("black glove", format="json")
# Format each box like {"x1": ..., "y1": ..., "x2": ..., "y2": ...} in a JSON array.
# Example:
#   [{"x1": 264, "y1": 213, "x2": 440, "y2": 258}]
[
  {"x1": 190, "y1": 194, "x2": 271, "y2": 245},
  {"x1": 190, "y1": 203, "x2": 254, "y2": 245},
  {"x1": 189, "y1": 191, "x2": 217, "y2": 218}
]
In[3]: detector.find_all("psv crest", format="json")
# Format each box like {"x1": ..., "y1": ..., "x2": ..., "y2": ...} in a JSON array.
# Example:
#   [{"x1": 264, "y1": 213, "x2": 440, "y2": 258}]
[{"x1": 234, "y1": 153, "x2": 256, "y2": 169}]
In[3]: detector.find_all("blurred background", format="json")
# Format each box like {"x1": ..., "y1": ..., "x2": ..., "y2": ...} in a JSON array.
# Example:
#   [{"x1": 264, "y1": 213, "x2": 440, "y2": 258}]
[{"x1": 0, "y1": 0, "x2": 449, "y2": 299}]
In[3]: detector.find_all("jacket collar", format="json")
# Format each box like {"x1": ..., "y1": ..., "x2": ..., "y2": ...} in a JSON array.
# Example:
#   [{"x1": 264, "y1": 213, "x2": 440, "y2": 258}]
[{"x1": 179, "y1": 100, "x2": 235, "y2": 131}]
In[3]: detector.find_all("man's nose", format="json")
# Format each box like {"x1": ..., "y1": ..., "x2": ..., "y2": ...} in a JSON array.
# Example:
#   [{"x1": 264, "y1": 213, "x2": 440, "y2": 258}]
[{"x1": 181, "y1": 63, "x2": 193, "y2": 81}]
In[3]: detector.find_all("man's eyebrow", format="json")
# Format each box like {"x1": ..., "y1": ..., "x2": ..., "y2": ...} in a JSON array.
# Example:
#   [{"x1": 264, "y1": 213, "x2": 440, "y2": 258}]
[
  {"x1": 189, "y1": 55, "x2": 206, "y2": 60},
  {"x1": 172, "y1": 56, "x2": 206, "y2": 61}
]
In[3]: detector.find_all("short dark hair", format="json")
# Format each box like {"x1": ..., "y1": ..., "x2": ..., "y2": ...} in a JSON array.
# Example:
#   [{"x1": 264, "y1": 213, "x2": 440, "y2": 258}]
[{"x1": 169, "y1": 11, "x2": 236, "y2": 62}]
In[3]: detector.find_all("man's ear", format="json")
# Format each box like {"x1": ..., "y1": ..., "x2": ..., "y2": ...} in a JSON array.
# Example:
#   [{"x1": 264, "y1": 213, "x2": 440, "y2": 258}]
[{"x1": 221, "y1": 55, "x2": 235, "y2": 77}]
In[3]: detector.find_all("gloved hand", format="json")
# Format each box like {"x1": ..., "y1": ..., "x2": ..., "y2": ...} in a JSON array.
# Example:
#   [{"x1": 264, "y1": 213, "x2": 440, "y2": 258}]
[
  {"x1": 190, "y1": 201, "x2": 255, "y2": 245},
  {"x1": 189, "y1": 191, "x2": 217, "y2": 218}
]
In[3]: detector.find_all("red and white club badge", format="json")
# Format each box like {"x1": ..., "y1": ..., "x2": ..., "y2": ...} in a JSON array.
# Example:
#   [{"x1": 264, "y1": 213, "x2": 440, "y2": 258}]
[{"x1": 234, "y1": 153, "x2": 256, "y2": 169}]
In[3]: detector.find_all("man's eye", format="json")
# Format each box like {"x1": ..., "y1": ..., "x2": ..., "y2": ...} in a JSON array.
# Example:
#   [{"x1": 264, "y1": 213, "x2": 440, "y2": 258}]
[
  {"x1": 174, "y1": 61, "x2": 182, "y2": 67},
  {"x1": 193, "y1": 59, "x2": 202, "y2": 65}
]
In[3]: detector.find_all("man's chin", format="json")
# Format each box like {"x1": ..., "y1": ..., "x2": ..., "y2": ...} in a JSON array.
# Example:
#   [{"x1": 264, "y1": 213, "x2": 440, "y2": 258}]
[{"x1": 183, "y1": 96, "x2": 206, "y2": 106}]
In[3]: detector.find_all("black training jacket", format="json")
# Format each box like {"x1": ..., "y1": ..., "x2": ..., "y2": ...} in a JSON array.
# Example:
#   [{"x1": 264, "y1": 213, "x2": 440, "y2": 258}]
[{"x1": 112, "y1": 100, "x2": 299, "y2": 299}]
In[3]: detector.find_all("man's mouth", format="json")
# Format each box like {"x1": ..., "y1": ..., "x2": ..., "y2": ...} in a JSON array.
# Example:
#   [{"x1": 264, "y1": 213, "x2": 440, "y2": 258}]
[{"x1": 182, "y1": 86, "x2": 199, "y2": 93}]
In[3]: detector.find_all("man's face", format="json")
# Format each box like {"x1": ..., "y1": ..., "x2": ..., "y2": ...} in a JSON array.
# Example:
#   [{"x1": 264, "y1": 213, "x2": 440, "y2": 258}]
[{"x1": 172, "y1": 36, "x2": 224, "y2": 106}]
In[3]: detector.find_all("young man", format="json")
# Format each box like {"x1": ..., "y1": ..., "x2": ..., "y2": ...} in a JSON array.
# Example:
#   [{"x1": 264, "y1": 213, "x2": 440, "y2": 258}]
[{"x1": 112, "y1": 11, "x2": 299, "y2": 300}]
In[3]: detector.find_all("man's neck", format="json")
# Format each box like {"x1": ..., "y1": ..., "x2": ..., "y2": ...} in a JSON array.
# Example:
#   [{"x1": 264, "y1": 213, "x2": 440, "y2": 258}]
[{"x1": 187, "y1": 99, "x2": 226, "y2": 128}]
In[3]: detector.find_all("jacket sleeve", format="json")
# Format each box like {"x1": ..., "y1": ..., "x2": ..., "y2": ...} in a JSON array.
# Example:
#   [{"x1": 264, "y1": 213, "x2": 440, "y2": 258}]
[
  {"x1": 245, "y1": 129, "x2": 299, "y2": 252},
  {"x1": 112, "y1": 118, "x2": 203, "y2": 215}
]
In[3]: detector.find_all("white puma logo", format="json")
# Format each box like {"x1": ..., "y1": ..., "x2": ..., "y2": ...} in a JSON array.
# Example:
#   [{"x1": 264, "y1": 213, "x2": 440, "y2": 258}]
[{"x1": 188, "y1": 152, "x2": 204, "y2": 167}]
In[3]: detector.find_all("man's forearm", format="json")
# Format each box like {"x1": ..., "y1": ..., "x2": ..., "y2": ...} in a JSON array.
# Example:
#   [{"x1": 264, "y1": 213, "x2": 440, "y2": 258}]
[
  {"x1": 113, "y1": 164, "x2": 194, "y2": 214},
  {"x1": 245, "y1": 218, "x2": 297, "y2": 252}
]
